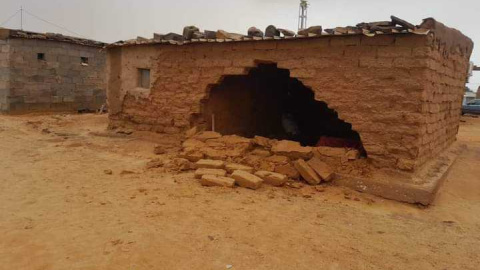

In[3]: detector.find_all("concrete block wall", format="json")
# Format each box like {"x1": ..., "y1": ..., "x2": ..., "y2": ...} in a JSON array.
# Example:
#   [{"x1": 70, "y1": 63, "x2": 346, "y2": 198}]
[
  {"x1": 5, "y1": 39, "x2": 106, "y2": 113},
  {"x1": 107, "y1": 33, "x2": 471, "y2": 172},
  {"x1": 0, "y1": 40, "x2": 10, "y2": 112}
]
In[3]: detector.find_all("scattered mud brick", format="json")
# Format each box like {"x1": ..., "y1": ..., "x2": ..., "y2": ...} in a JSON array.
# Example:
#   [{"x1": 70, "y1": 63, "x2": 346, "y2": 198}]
[
  {"x1": 193, "y1": 131, "x2": 222, "y2": 142},
  {"x1": 146, "y1": 159, "x2": 164, "y2": 169},
  {"x1": 307, "y1": 157, "x2": 334, "y2": 181},
  {"x1": 225, "y1": 163, "x2": 254, "y2": 174},
  {"x1": 254, "y1": 171, "x2": 288, "y2": 187},
  {"x1": 274, "y1": 163, "x2": 300, "y2": 179},
  {"x1": 293, "y1": 159, "x2": 321, "y2": 185},
  {"x1": 250, "y1": 149, "x2": 271, "y2": 157},
  {"x1": 272, "y1": 140, "x2": 313, "y2": 160},
  {"x1": 195, "y1": 159, "x2": 225, "y2": 169},
  {"x1": 200, "y1": 175, "x2": 235, "y2": 188},
  {"x1": 314, "y1": 146, "x2": 346, "y2": 158},
  {"x1": 231, "y1": 170, "x2": 263, "y2": 190},
  {"x1": 194, "y1": 168, "x2": 227, "y2": 179}
]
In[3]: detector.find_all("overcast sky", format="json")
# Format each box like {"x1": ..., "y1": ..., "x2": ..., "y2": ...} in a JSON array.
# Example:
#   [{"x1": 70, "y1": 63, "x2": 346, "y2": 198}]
[{"x1": 1, "y1": 0, "x2": 479, "y2": 90}]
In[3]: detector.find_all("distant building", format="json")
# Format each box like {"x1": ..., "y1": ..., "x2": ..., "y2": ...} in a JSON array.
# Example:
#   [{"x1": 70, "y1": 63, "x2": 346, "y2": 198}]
[
  {"x1": 464, "y1": 91, "x2": 476, "y2": 104},
  {"x1": 0, "y1": 28, "x2": 106, "y2": 113}
]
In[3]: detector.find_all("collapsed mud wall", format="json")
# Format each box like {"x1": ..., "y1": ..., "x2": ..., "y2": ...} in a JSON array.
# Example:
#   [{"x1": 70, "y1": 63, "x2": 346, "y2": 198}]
[
  {"x1": 3, "y1": 39, "x2": 106, "y2": 113},
  {"x1": 107, "y1": 30, "x2": 472, "y2": 172}
]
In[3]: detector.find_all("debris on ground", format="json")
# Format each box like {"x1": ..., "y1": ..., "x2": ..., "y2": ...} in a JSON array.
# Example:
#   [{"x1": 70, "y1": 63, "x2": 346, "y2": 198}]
[
  {"x1": 146, "y1": 159, "x2": 164, "y2": 169},
  {"x1": 168, "y1": 131, "x2": 371, "y2": 191},
  {"x1": 294, "y1": 159, "x2": 321, "y2": 185},
  {"x1": 194, "y1": 168, "x2": 227, "y2": 179},
  {"x1": 200, "y1": 175, "x2": 235, "y2": 188},
  {"x1": 231, "y1": 170, "x2": 263, "y2": 190}
]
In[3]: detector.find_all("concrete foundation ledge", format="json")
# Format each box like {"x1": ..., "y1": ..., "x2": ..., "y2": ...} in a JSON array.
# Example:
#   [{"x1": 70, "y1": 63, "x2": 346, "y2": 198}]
[{"x1": 334, "y1": 142, "x2": 466, "y2": 205}]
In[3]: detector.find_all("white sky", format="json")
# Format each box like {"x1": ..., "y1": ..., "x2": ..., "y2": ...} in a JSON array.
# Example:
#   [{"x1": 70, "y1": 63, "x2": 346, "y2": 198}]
[{"x1": 1, "y1": 0, "x2": 479, "y2": 90}]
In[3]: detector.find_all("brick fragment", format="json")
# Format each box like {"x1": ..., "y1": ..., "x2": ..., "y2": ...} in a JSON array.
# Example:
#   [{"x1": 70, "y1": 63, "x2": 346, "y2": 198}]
[
  {"x1": 182, "y1": 139, "x2": 205, "y2": 149},
  {"x1": 225, "y1": 163, "x2": 254, "y2": 173},
  {"x1": 185, "y1": 126, "x2": 198, "y2": 137},
  {"x1": 231, "y1": 170, "x2": 263, "y2": 190},
  {"x1": 200, "y1": 175, "x2": 235, "y2": 188},
  {"x1": 274, "y1": 163, "x2": 300, "y2": 179},
  {"x1": 258, "y1": 160, "x2": 275, "y2": 171},
  {"x1": 253, "y1": 136, "x2": 275, "y2": 148},
  {"x1": 194, "y1": 168, "x2": 227, "y2": 179},
  {"x1": 179, "y1": 151, "x2": 204, "y2": 162},
  {"x1": 314, "y1": 147, "x2": 346, "y2": 158},
  {"x1": 307, "y1": 157, "x2": 334, "y2": 181},
  {"x1": 196, "y1": 159, "x2": 225, "y2": 169},
  {"x1": 254, "y1": 171, "x2": 288, "y2": 186},
  {"x1": 271, "y1": 140, "x2": 313, "y2": 159},
  {"x1": 171, "y1": 158, "x2": 193, "y2": 171},
  {"x1": 193, "y1": 131, "x2": 222, "y2": 142},
  {"x1": 346, "y1": 149, "x2": 360, "y2": 160},
  {"x1": 293, "y1": 159, "x2": 321, "y2": 185},
  {"x1": 251, "y1": 149, "x2": 271, "y2": 157}
]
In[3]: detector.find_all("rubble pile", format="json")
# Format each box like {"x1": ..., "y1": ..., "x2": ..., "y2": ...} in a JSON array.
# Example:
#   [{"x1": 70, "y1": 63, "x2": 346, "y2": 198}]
[
  {"x1": 159, "y1": 129, "x2": 371, "y2": 190},
  {"x1": 111, "y1": 15, "x2": 429, "y2": 47}
]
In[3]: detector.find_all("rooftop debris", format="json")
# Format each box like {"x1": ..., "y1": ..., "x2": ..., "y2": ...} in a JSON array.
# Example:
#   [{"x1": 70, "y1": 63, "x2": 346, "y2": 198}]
[
  {"x1": 298, "y1": 25, "x2": 323, "y2": 36},
  {"x1": 247, "y1": 27, "x2": 264, "y2": 38},
  {"x1": 265, "y1": 25, "x2": 280, "y2": 37},
  {"x1": 109, "y1": 15, "x2": 429, "y2": 47}
]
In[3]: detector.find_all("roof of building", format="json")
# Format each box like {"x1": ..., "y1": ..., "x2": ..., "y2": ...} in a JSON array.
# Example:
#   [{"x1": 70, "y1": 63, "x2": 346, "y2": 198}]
[
  {"x1": 107, "y1": 16, "x2": 474, "y2": 58},
  {"x1": 107, "y1": 15, "x2": 432, "y2": 48},
  {"x1": 0, "y1": 28, "x2": 106, "y2": 48}
]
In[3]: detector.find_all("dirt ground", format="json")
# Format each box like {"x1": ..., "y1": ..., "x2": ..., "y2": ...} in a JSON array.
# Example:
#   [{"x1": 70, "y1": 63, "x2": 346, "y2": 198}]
[{"x1": 0, "y1": 113, "x2": 479, "y2": 270}]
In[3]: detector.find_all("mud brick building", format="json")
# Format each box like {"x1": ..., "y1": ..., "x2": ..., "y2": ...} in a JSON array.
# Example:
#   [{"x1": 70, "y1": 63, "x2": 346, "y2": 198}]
[
  {"x1": 0, "y1": 28, "x2": 106, "y2": 113},
  {"x1": 106, "y1": 18, "x2": 473, "y2": 172}
]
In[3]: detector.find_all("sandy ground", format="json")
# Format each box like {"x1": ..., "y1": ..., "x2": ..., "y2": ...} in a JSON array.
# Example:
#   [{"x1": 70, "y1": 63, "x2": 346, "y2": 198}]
[{"x1": 0, "y1": 113, "x2": 479, "y2": 270}]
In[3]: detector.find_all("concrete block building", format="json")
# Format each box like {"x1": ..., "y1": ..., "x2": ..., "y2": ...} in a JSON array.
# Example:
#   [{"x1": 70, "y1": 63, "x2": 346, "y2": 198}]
[
  {"x1": 0, "y1": 28, "x2": 106, "y2": 113},
  {"x1": 106, "y1": 18, "x2": 473, "y2": 174}
]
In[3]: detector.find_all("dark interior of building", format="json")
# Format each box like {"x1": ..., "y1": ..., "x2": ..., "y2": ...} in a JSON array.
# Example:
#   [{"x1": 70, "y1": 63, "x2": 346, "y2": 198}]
[{"x1": 202, "y1": 63, "x2": 364, "y2": 151}]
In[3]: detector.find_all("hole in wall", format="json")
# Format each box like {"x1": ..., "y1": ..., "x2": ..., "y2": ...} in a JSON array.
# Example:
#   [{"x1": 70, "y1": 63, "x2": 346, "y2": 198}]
[{"x1": 201, "y1": 63, "x2": 366, "y2": 154}]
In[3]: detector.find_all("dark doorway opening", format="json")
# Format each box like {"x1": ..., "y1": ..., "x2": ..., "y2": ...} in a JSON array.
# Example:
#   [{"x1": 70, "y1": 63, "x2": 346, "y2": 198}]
[{"x1": 202, "y1": 63, "x2": 365, "y2": 152}]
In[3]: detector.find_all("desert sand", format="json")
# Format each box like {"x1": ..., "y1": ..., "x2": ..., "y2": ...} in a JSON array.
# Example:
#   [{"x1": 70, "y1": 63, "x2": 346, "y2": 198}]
[{"x1": 0, "y1": 113, "x2": 479, "y2": 270}]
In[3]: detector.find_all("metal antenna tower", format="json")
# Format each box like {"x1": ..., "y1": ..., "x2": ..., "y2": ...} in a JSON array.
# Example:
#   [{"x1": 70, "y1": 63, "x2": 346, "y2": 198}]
[
  {"x1": 298, "y1": 0, "x2": 308, "y2": 31},
  {"x1": 20, "y1": 6, "x2": 24, "y2": 30}
]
